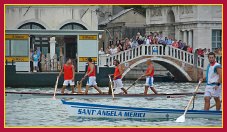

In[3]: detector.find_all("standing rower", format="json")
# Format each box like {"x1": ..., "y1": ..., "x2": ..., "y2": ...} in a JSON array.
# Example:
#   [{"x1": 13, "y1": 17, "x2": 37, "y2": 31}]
[
  {"x1": 110, "y1": 59, "x2": 127, "y2": 94},
  {"x1": 58, "y1": 58, "x2": 75, "y2": 94},
  {"x1": 200, "y1": 52, "x2": 222, "y2": 111},
  {"x1": 142, "y1": 59, "x2": 158, "y2": 95},
  {"x1": 83, "y1": 57, "x2": 102, "y2": 94}
]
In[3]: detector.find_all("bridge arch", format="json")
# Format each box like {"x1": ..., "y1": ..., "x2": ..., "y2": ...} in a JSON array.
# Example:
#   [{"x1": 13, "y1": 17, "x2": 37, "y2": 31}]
[{"x1": 122, "y1": 57, "x2": 192, "y2": 81}]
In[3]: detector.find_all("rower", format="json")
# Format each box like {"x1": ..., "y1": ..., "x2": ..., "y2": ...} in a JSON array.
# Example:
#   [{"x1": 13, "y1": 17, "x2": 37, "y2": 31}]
[
  {"x1": 58, "y1": 58, "x2": 75, "y2": 94},
  {"x1": 83, "y1": 57, "x2": 103, "y2": 94},
  {"x1": 200, "y1": 52, "x2": 222, "y2": 111},
  {"x1": 142, "y1": 59, "x2": 158, "y2": 95},
  {"x1": 109, "y1": 59, "x2": 127, "y2": 94}
]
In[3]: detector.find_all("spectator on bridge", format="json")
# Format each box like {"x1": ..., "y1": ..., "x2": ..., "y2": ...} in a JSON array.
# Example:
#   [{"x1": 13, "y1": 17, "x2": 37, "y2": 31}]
[
  {"x1": 158, "y1": 36, "x2": 166, "y2": 45},
  {"x1": 153, "y1": 35, "x2": 159, "y2": 44},
  {"x1": 166, "y1": 37, "x2": 173, "y2": 45},
  {"x1": 118, "y1": 44, "x2": 124, "y2": 52},
  {"x1": 149, "y1": 33, "x2": 154, "y2": 44},
  {"x1": 105, "y1": 45, "x2": 111, "y2": 55},
  {"x1": 145, "y1": 35, "x2": 151, "y2": 45},
  {"x1": 131, "y1": 39, "x2": 138, "y2": 48},
  {"x1": 178, "y1": 40, "x2": 184, "y2": 50},
  {"x1": 136, "y1": 32, "x2": 144, "y2": 45},
  {"x1": 117, "y1": 40, "x2": 124, "y2": 50},
  {"x1": 98, "y1": 48, "x2": 105, "y2": 55},
  {"x1": 110, "y1": 44, "x2": 117, "y2": 55},
  {"x1": 124, "y1": 38, "x2": 132, "y2": 50},
  {"x1": 172, "y1": 40, "x2": 179, "y2": 48},
  {"x1": 203, "y1": 48, "x2": 207, "y2": 55},
  {"x1": 217, "y1": 48, "x2": 222, "y2": 55},
  {"x1": 204, "y1": 48, "x2": 211, "y2": 55},
  {"x1": 187, "y1": 46, "x2": 193, "y2": 53},
  {"x1": 117, "y1": 47, "x2": 121, "y2": 53},
  {"x1": 197, "y1": 48, "x2": 204, "y2": 57},
  {"x1": 214, "y1": 48, "x2": 219, "y2": 54},
  {"x1": 182, "y1": 43, "x2": 188, "y2": 51}
]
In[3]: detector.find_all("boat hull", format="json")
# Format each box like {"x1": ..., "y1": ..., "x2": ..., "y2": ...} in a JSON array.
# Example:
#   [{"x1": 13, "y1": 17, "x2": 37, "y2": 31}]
[{"x1": 61, "y1": 100, "x2": 222, "y2": 120}]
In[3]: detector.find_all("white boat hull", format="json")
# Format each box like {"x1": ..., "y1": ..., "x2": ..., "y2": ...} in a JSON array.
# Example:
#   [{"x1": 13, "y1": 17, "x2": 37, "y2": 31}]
[{"x1": 61, "y1": 100, "x2": 222, "y2": 120}]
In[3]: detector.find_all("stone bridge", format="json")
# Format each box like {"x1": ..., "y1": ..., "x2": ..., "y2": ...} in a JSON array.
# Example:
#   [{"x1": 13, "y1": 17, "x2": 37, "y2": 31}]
[{"x1": 99, "y1": 45, "x2": 220, "y2": 82}]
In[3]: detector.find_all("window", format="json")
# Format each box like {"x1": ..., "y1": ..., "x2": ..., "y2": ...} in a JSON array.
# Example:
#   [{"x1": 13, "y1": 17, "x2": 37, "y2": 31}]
[
  {"x1": 10, "y1": 40, "x2": 29, "y2": 56},
  {"x1": 33, "y1": 37, "x2": 50, "y2": 56},
  {"x1": 6, "y1": 40, "x2": 28, "y2": 56},
  {"x1": 6, "y1": 40, "x2": 10, "y2": 56},
  {"x1": 60, "y1": 23, "x2": 87, "y2": 30},
  {"x1": 212, "y1": 30, "x2": 222, "y2": 51},
  {"x1": 18, "y1": 22, "x2": 46, "y2": 30}
]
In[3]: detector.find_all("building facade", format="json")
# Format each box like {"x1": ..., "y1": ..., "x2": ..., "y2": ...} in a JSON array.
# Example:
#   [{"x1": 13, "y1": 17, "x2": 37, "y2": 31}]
[
  {"x1": 5, "y1": 6, "x2": 102, "y2": 72},
  {"x1": 98, "y1": 8, "x2": 146, "y2": 48},
  {"x1": 145, "y1": 5, "x2": 222, "y2": 51}
]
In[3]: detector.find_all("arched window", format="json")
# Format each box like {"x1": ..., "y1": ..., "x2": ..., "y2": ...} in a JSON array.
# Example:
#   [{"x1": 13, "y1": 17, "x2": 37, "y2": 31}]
[
  {"x1": 60, "y1": 23, "x2": 87, "y2": 30},
  {"x1": 18, "y1": 22, "x2": 46, "y2": 29}
]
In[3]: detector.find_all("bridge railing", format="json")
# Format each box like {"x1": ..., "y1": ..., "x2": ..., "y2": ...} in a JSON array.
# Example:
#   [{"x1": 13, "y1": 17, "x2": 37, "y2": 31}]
[
  {"x1": 99, "y1": 44, "x2": 207, "y2": 68},
  {"x1": 100, "y1": 45, "x2": 143, "y2": 67}
]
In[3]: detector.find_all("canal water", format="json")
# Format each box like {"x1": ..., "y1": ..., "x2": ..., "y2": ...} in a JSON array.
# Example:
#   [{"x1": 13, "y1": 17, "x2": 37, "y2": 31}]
[{"x1": 5, "y1": 82, "x2": 222, "y2": 127}]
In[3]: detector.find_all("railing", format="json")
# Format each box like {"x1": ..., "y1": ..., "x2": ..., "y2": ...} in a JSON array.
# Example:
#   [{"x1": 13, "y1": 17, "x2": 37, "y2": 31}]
[
  {"x1": 99, "y1": 45, "x2": 207, "y2": 69},
  {"x1": 40, "y1": 57, "x2": 77, "y2": 72},
  {"x1": 41, "y1": 58, "x2": 62, "y2": 72}
]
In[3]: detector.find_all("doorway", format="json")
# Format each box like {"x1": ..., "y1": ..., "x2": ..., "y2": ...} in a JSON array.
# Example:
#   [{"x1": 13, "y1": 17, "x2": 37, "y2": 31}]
[{"x1": 64, "y1": 36, "x2": 77, "y2": 68}]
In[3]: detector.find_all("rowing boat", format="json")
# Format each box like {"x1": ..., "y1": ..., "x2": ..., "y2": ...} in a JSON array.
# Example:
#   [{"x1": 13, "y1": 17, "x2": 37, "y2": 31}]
[
  {"x1": 5, "y1": 91, "x2": 204, "y2": 99},
  {"x1": 61, "y1": 100, "x2": 222, "y2": 120}
]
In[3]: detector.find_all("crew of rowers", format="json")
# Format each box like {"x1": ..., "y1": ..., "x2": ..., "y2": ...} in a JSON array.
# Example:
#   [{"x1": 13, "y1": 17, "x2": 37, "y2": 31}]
[
  {"x1": 58, "y1": 52, "x2": 222, "y2": 111},
  {"x1": 58, "y1": 57, "x2": 157, "y2": 95}
]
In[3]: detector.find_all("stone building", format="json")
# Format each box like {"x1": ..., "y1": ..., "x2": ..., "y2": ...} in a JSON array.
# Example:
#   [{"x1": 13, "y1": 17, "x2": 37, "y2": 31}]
[
  {"x1": 5, "y1": 6, "x2": 102, "y2": 72},
  {"x1": 145, "y1": 5, "x2": 222, "y2": 51},
  {"x1": 98, "y1": 8, "x2": 146, "y2": 47}
]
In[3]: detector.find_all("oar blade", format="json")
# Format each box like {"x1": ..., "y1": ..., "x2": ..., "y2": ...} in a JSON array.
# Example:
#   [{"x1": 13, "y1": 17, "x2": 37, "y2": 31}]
[
  {"x1": 175, "y1": 114, "x2": 185, "y2": 123},
  {"x1": 52, "y1": 95, "x2": 57, "y2": 100}
]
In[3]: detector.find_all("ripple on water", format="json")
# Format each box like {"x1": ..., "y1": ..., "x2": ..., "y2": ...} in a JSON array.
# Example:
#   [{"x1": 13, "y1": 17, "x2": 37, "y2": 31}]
[{"x1": 5, "y1": 82, "x2": 222, "y2": 127}]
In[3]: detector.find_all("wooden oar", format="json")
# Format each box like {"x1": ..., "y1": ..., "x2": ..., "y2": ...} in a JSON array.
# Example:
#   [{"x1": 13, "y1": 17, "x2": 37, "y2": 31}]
[
  {"x1": 76, "y1": 78, "x2": 84, "y2": 93},
  {"x1": 53, "y1": 76, "x2": 59, "y2": 99},
  {"x1": 175, "y1": 81, "x2": 202, "y2": 123},
  {"x1": 108, "y1": 75, "x2": 115, "y2": 100},
  {"x1": 126, "y1": 75, "x2": 143, "y2": 91}
]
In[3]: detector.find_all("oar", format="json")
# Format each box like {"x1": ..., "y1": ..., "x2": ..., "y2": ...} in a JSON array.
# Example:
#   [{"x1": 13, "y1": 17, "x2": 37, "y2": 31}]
[
  {"x1": 76, "y1": 78, "x2": 84, "y2": 93},
  {"x1": 175, "y1": 81, "x2": 202, "y2": 123},
  {"x1": 53, "y1": 76, "x2": 59, "y2": 99},
  {"x1": 108, "y1": 75, "x2": 115, "y2": 100},
  {"x1": 210, "y1": 100, "x2": 222, "y2": 109},
  {"x1": 126, "y1": 75, "x2": 143, "y2": 91}
]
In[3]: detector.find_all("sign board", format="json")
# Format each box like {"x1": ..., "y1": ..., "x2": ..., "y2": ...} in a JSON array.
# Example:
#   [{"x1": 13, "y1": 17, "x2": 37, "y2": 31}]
[
  {"x1": 78, "y1": 34, "x2": 98, "y2": 72},
  {"x1": 5, "y1": 57, "x2": 29, "y2": 62},
  {"x1": 79, "y1": 35, "x2": 97, "y2": 40},
  {"x1": 79, "y1": 57, "x2": 97, "y2": 62},
  {"x1": 5, "y1": 35, "x2": 29, "y2": 40}
]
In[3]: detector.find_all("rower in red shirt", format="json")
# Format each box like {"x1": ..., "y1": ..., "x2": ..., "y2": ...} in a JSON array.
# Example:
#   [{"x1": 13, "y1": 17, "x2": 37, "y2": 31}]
[
  {"x1": 109, "y1": 59, "x2": 127, "y2": 94},
  {"x1": 142, "y1": 59, "x2": 158, "y2": 95},
  {"x1": 58, "y1": 58, "x2": 75, "y2": 93},
  {"x1": 83, "y1": 57, "x2": 102, "y2": 94}
]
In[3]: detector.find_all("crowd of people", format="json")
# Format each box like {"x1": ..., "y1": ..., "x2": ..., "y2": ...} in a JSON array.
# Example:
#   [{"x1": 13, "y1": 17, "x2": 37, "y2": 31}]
[
  {"x1": 99, "y1": 32, "x2": 195, "y2": 55},
  {"x1": 99, "y1": 32, "x2": 222, "y2": 58}
]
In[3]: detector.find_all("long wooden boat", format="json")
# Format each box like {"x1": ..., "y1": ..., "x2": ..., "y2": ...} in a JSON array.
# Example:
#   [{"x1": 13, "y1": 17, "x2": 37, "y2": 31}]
[
  {"x1": 61, "y1": 100, "x2": 222, "y2": 120},
  {"x1": 5, "y1": 91, "x2": 204, "y2": 99}
]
